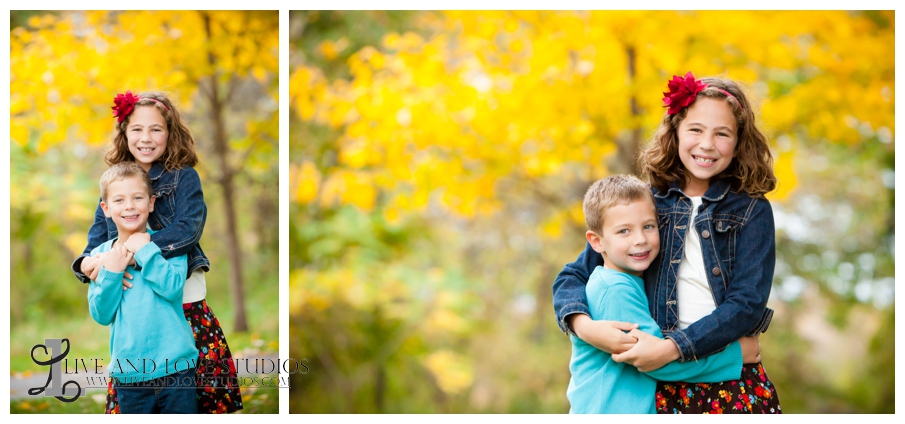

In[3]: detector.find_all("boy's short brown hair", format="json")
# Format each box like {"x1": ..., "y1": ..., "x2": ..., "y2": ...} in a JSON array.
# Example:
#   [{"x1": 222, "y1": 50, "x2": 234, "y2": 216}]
[
  {"x1": 99, "y1": 162, "x2": 154, "y2": 201},
  {"x1": 583, "y1": 174, "x2": 656, "y2": 235}
]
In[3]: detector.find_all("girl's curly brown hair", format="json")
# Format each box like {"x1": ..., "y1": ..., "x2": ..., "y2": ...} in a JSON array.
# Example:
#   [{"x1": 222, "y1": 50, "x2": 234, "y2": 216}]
[
  {"x1": 639, "y1": 76, "x2": 776, "y2": 198},
  {"x1": 105, "y1": 91, "x2": 198, "y2": 171}
]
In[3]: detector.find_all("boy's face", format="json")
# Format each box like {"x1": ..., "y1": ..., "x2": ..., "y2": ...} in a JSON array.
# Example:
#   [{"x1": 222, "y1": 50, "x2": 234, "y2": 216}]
[
  {"x1": 100, "y1": 176, "x2": 155, "y2": 235},
  {"x1": 587, "y1": 199, "x2": 659, "y2": 276}
]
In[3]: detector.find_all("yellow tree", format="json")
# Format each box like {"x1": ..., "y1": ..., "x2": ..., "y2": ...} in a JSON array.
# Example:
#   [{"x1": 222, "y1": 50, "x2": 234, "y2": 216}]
[
  {"x1": 11, "y1": 10, "x2": 279, "y2": 331},
  {"x1": 293, "y1": 10, "x2": 893, "y2": 219}
]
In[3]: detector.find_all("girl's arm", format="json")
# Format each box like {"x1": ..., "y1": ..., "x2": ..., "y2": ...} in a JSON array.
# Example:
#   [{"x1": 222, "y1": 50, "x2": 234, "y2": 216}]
[
  {"x1": 667, "y1": 198, "x2": 776, "y2": 362},
  {"x1": 71, "y1": 200, "x2": 111, "y2": 283},
  {"x1": 553, "y1": 243, "x2": 638, "y2": 354},
  {"x1": 148, "y1": 167, "x2": 207, "y2": 260},
  {"x1": 552, "y1": 242, "x2": 602, "y2": 333}
]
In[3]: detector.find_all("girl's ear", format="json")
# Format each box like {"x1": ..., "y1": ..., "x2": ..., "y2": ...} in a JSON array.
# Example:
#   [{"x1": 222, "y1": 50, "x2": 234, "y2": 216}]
[
  {"x1": 586, "y1": 231, "x2": 605, "y2": 254},
  {"x1": 100, "y1": 201, "x2": 111, "y2": 218},
  {"x1": 149, "y1": 195, "x2": 156, "y2": 213}
]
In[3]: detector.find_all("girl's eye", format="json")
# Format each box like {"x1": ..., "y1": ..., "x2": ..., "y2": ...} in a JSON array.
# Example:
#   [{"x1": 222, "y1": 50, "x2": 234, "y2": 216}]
[
  {"x1": 617, "y1": 229, "x2": 628, "y2": 234},
  {"x1": 644, "y1": 224, "x2": 657, "y2": 230}
]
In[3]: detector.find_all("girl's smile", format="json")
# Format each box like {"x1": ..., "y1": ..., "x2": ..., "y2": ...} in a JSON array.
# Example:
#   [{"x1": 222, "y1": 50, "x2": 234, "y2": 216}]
[
  {"x1": 127, "y1": 105, "x2": 168, "y2": 171},
  {"x1": 677, "y1": 97, "x2": 737, "y2": 196}
]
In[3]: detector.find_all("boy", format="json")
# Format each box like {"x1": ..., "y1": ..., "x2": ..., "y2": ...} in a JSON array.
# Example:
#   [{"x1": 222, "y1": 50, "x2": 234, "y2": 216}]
[
  {"x1": 566, "y1": 175, "x2": 757, "y2": 413},
  {"x1": 87, "y1": 162, "x2": 198, "y2": 414}
]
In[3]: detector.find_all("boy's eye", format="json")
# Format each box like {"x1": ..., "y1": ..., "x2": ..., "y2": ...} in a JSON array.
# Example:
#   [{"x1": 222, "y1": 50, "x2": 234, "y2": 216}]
[
  {"x1": 617, "y1": 229, "x2": 628, "y2": 234},
  {"x1": 644, "y1": 224, "x2": 657, "y2": 230}
]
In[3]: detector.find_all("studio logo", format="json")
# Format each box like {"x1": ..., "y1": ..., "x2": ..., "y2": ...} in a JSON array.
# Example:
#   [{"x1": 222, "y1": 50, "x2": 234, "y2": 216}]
[{"x1": 30, "y1": 338, "x2": 81, "y2": 402}]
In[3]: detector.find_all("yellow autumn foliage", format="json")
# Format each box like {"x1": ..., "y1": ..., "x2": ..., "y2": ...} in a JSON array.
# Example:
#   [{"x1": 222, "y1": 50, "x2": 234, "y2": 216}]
[{"x1": 292, "y1": 10, "x2": 893, "y2": 222}]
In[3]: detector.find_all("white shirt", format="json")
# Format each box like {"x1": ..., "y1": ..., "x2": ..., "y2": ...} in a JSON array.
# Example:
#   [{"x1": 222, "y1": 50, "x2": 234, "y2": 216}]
[
  {"x1": 676, "y1": 196, "x2": 716, "y2": 329},
  {"x1": 183, "y1": 270, "x2": 207, "y2": 304}
]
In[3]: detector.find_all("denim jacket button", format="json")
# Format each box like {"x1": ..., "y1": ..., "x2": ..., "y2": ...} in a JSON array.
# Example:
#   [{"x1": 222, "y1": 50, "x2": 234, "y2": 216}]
[
  {"x1": 712, "y1": 267, "x2": 721, "y2": 276},
  {"x1": 701, "y1": 230, "x2": 711, "y2": 239}
]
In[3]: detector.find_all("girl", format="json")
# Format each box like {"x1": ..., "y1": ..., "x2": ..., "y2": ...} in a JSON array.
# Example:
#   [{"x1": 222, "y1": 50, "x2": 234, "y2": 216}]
[
  {"x1": 72, "y1": 90, "x2": 244, "y2": 414},
  {"x1": 552, "y1": 72, "x2": 781, "y2": 413}
]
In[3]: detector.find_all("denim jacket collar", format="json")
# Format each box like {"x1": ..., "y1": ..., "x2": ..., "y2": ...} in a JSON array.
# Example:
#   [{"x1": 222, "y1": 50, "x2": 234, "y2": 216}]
[
  {"x1": 654, "y1": 178, "x2": 733, "y2": 203},
  {"x1": 146, "y1": 161, "x2": 166, "y2": 180}
]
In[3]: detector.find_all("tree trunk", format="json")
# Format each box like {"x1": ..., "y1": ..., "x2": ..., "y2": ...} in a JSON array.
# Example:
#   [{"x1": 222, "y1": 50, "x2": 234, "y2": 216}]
[
  {"x1": 610, "y1": 45, "x2": 642, "y2": 176},
  {"x1": 202, "y1": 11, "x2": 249, "y2": 332}
]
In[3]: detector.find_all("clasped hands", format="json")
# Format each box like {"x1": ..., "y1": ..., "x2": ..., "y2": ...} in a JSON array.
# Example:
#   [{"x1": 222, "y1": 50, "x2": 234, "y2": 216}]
[
  {"x1": 570, "y1": 314, "x2": 761, "y2": 372},
  {"x1": 80, "y1": 233, "x2": 151, "y2": 290}
]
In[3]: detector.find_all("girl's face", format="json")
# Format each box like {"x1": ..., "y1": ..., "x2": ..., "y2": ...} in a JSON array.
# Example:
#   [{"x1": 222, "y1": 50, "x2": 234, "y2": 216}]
[
  {"x1": 126, "y1": 105, "x2": 168, "y2": 171},
  {"x1": 676, "y1": 97, "x2": 737, "y2": 196}
]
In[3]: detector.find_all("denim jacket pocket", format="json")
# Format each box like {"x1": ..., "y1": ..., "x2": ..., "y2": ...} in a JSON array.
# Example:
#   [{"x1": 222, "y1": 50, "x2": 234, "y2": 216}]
[
  {"x1": 713, "y1": 218, "x2": 738, "y2": 274},
  {"x1": 153, "y1": 185, "x2": 178, "y2": 225}
]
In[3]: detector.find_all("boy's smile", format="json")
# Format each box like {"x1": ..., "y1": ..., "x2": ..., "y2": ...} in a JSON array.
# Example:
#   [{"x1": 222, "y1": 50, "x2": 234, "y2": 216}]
[{"x1": 101, "y1": 176, "x2": 156, "y2": 238}]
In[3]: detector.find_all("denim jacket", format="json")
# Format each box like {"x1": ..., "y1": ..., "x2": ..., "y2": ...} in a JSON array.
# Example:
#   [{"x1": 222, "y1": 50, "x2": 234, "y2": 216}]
[
  {"x1": 71, "y1": 162, "x2": 210, "y2": 283},
  {"x1": 552, "y1": 178, "x2": 774, "y2": 362}
]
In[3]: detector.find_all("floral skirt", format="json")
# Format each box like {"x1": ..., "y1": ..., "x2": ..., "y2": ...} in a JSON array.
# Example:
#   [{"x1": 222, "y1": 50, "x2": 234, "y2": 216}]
[
  {"x1": 655, "y1": 363, "x2": 781, "y2": 414},
  {"x1": 105, "y1": 299, "x2": 244, "y2": 414}
]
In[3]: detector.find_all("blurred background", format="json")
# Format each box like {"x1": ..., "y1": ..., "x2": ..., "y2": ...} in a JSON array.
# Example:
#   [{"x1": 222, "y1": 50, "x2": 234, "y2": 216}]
[
  {"x1": 289, "y1": 10, "x2": 894, "y2": 413},
  {"x1": 9, "y1": 10, "x2": 279, "y2": 413}
]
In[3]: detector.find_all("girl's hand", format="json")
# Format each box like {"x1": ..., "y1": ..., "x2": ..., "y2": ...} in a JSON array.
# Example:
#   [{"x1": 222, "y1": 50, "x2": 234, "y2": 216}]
[
  {"x1": 570, "y1": 314, "x2": 639, "y2": 354},
  {"x1": 81, "y1": 253, "x2": 105, "y2": 281},
  {"x1": 101, "y1": 246, "x2": 133, "y2": 274},
  {"x1": 739, "y1": 335, "x2": 761, "y2": 364},
  {"x1": 612, "y1": 328, "x2": 680, "y2": 372},
  {"x1": 122, "y1": 271, "x2": 134, "y2": 291},
  {"x1": 124, "y1": 232, "x2": 151, "y2": 254}
]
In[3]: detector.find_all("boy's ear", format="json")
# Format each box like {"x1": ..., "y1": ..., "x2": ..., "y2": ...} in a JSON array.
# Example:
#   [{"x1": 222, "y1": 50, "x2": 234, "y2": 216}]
[
  {"x1": 586, "y1": 230, "x2": 605, "y2": 254},
  {"x1": 149, "y1": 195, "x2": 156, "y2": 212},
  {"x1": 100, "y1": 200, "x2": 111, "y2": 218}
]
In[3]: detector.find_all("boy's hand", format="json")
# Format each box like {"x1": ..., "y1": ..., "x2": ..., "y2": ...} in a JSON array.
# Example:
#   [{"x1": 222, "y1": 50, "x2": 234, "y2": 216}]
[
  {"x1": 124, "y1": 232, "x2": 151, "y2": 254},
  {"x1": 612, "y1": 328, "x2": 679, "y2": 372},
  {"x1": 739, "y1": 335, "x2": 761, "y2": 364},
  {"x1": 570, "y1": 314, "x2": 639, "y2": 354},
  {"x1": 81, "y1": 253, "x2": 105, "y2": 281},
  {"x1": 100, "y1": 246, "x2": 133, "y2": 274}
]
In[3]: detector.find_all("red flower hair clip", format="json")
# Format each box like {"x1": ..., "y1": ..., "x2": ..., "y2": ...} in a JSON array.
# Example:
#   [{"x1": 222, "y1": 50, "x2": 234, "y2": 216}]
[
  {"x1": 111, "y1": 90, "x2": 170, "y2": 122},
  {"x1": 662, "y1": 71, "x2": 707, "y2": 115},
  {"x1": 112, "y1": 90, "x2": 141, "y2": 123},
  {"x1": 662, "y1": 71, "x2": 743, "y2": 115}
]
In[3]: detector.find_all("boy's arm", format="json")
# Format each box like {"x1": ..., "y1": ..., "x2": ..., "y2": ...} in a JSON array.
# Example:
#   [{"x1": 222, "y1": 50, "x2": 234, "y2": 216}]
[
  {"x1": 133, "y1": 242, "x2": 188, "y2": 302},
  {"x1": 72, "y1": 199, "x2": 111, "y2": 283},
  {"x1": 552, "y1": 242, "x2": 602, "y2": 334},
  {"x1": 148, "y1": 167, "x2": 206, "y2": 260},
  {"x1": 666, "y1": 199, "x2": 775, "y2": 362},
  {"x1": 87, "y1": 264, "x2": 124, "y2": 326},
  {"x1": 600, "y1": 278, "x2": 742, "y2": 383}
]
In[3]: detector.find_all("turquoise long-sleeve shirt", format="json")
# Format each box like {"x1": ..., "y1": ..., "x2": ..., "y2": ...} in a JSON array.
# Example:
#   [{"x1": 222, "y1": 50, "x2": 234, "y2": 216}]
[
  {"x1": 567, "y1": 267, "x2": 742, "y2": 414},
  {"x1": 87, "y1": 234, "x2": 198, "y2": 383}
]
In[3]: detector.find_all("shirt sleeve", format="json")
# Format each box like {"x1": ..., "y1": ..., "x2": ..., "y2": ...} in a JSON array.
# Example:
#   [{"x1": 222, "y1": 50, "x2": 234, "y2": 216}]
[
  {"x1": 88, "y1": 267, "x2": 123, "y2": 326},
  {"x1": 598, "y1": 275, "x2": 742, "y2": 383},
  {"x1": 133, "y1": 242, "x2": 188, "y2": 302},
  {"x1": 148, "y1": 167, "x2": 206, "y2": 260}
]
